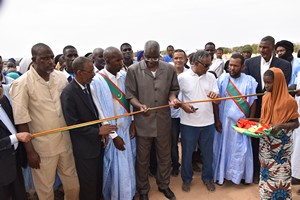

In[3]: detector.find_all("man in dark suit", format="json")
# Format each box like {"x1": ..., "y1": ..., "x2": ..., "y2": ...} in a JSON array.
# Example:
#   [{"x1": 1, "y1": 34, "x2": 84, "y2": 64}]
[
  {"x1": 244, "y1": 35, "x2": 292, "y2": 184},
  {"x1": 61, "y1": 56, "x2": 117, "y2": 200},
  {"x1": 62, "y1": 45, "x2": 78, "y2": 82},
  {"x1": 0, "y1": 83, "x2": 31, "y2": 200}
]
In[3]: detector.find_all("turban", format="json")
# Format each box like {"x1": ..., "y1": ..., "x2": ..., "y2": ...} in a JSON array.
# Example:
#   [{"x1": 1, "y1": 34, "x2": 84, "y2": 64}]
[
  {"x1": 136, "y1": 50, "x2": 144, "y2": 62},
  {"x1": 275, "y1": 40, "x2": 294, "y2": 54},
  {"x1": 242, "y1": 45, "x2": 253, "y2": 53},
  {"x1": 276, "y1": 40, "x2": 294, "y2": 62}
]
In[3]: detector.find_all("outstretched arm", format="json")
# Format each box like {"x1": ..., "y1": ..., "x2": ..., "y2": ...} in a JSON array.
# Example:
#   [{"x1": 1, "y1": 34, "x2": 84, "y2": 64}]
[{"x1": 18, "y1": 123, "x2": 40, "y2": 169}]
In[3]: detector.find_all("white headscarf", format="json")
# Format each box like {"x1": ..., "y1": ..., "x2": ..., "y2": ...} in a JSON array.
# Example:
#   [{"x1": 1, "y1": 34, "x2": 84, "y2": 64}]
[{"x1": 18, "y1": 56, "x2": 32, "y2": 74}]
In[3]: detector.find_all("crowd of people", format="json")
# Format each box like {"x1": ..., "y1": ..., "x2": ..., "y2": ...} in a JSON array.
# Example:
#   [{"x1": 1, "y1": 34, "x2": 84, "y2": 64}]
[{"x1": 1, "y1": 35, "x2": 300, "y2": 200}]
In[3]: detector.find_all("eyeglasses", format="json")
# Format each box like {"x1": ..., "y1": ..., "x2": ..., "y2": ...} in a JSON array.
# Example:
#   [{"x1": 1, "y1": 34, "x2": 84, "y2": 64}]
[
  {"x1": 144, "y1": 57, "x2": 160, "y2": 62},
  {"x1": 122, "y1": 48, "x2": 132, "y2": 52},
  {"x1": 196, "y1": 60, "x2": 211, "y2": 68},
  {"x1": 80, "y1": 69, "x2": 94, "y2": 74}
]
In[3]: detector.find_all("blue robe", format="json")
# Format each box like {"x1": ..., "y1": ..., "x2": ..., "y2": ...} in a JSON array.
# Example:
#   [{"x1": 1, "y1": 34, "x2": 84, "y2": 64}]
[
  {"x1": 213, "y1": 73, "x2": 257, "y2": 184},
  {"x1": 91, "y1": 70, "x2": 136, "y2": 200}
]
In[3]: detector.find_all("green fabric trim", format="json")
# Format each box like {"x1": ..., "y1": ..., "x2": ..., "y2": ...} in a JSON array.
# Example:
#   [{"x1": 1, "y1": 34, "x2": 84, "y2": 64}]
[
  {"x1": 226, "y1": 80, "x2": 250, "y2": 117},
  {"x1": 100, "y1": 73, "x2": 130, "y2": 112}
]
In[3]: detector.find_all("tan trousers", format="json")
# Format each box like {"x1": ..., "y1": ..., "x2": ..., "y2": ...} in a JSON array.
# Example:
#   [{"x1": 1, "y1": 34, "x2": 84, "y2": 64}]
[
  {"x1": 136, "y1": 134, "x2": 172, "y2": 195},
  {"x1": 31, "y1": 147, "x2": 79, "y2": 200}
]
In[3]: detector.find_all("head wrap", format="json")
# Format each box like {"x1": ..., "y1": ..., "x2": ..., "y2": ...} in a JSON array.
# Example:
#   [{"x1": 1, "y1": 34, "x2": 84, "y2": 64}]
[
  {"x1": 8, "y1": 58, "x2": 16, "y2": 64},
  {"x1": 242, "y1": 45, "x2": 253, "y2": 53},
  {"x1": 6, "y1": 72, "x2": 20, "y2": 80},
  {"x1": 19, "y1": 57, "x2": 32, "y2": 74},
  {"x1": 54, "y1": 54, "x2": 62, "y2": 65},
  {"x1": 136, "y1": 50, "x2": 144, "y2": 62},
  {"x1": 260, "y1": 68, "x2": 299, "y2": 125},
  {"x1": 275, "y1": 40, "x2": 294, "y2": 54},
  {"x1": 275, "y1": 40, "x2": 294, "y2": 62}
]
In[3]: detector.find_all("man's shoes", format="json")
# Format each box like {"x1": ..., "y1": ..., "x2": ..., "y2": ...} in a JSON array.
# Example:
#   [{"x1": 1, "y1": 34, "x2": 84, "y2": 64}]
[
  {"x1": 182, "y1": 182, "x2": 191, "y2": 192},
  {"x1": 139, "y1": 194, "x2": 149, "y2": 200},
  {"x1": 171, "y1": 168, "x2": 179, "y2": 177},
  {"x1": 204, "y1": 181, "x2": 216, "y2": 192},
  {"x1": 297, "y1": 189, "x2": 300, "y2": 195},
  {"x1": 215, "y1": 180, "x2": 224, "y2": 186},
  {"x1": 158, "y1": 187, "x2": 176, "y2": 200},
  {"x1": 241, "y1": 179, "x2": 250, "y2": 185}
]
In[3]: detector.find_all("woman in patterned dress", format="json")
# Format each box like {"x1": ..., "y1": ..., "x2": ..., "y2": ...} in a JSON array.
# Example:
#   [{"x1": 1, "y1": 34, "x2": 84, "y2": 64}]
[{"x1": 259, "y1": 68, "x2": 299, "y2": 199}]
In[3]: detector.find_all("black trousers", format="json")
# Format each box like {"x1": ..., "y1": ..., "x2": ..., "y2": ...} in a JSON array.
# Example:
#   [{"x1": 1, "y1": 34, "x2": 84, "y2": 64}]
[
  {"x1": 0, "y1": 156, "x2": 26, "y2": 200},
  {"x1": 74, "y1": 154, "x2": 103, "y2": 200}
]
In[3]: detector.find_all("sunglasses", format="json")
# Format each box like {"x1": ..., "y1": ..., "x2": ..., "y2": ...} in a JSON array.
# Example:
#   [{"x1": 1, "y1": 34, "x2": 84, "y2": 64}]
[
  {"x1": 196, "y1": 60, "x2": 211, "y2": 68},
  {"x1": 122, "y1": 48, "x2": 132, "y2": 52},
  {"x1": 144, "y1": 57, "x2": 160, "y2": 62}
]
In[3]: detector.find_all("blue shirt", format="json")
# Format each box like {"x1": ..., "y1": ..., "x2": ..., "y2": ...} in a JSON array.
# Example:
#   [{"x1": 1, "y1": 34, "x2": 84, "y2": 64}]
[
  {"x1": 290, "y1": 58, "x2": 300, "y2": 85},
  {"x1": 163, "y1": 55, "x2": 173, "y2": 63}
]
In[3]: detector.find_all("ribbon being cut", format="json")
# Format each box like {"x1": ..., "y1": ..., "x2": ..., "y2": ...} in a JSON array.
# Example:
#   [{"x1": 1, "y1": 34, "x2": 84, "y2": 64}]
[
  {"x1": 31, "y1": 92, "x2": 293, "y2": 138},
  {"x1": 232, "y1": 118, "x2": 281, "y2": 138}
]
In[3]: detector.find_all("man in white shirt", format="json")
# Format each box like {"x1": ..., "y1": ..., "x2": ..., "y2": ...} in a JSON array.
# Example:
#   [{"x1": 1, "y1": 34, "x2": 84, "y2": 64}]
[
  {"x1": 209, "y1": 47, "x2": 224, "y2": 77},
  {"x1": 179, "y1": 50, "x2": 219, "y2": 192}
]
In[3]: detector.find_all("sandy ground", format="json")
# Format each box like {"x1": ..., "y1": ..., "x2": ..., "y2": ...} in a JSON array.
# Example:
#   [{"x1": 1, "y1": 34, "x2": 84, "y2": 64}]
[
  {"x1": 135, "y1": 173, "x2": 300, "y2": 200},
  {"x1": 133, "y1": 143, "x2": 300, "y2": 200},
  {"x1": 29, "y1": 142, "x2": 300, "y2": 200}
]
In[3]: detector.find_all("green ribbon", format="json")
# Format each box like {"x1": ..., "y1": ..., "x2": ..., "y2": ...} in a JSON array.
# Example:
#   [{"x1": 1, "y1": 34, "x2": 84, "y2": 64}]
[
  {"x1": 99, "y1": 73, "x2": 130, "y2": 112},
  {"x1": 226, "y1": 80, "x2": 251, "y2": 117}
]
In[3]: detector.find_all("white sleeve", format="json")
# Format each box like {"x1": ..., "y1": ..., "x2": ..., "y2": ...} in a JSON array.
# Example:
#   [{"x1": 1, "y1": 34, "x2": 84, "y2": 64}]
[
  {"x1": 90, "y1": 80, "x2": 118, "y2": 139},
  {"x1": 212, "y1": 76, "x2": 219, "y2": 94},
  {"x1": 9, "y1": 134, "x2": 18, "y2": 145}
]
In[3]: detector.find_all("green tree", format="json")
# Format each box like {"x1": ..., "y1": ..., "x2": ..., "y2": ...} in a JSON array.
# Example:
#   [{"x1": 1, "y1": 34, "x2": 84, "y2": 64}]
[{"x1": 294, "y1": 43, "x2": 300, "y2": 53}]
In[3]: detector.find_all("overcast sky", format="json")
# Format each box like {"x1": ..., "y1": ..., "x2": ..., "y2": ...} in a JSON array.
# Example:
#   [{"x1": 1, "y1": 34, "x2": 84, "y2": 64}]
[{"x1": 0, "y1": 0, "x2": 299, "y2": 59}]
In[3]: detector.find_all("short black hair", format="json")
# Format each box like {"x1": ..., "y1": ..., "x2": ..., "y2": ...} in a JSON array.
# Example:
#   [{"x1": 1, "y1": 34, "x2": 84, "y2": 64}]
[
  {"x1": 174, "y1": 49, "x2": 186, "y2": 57},
  {"x1": 261, "y1": 36, "x2": 275, "y2": 45},
  {"x1": 167, "y1": 45, "x2": 174, "y2": 50},
  {"x1": 31, "y1": 43, "x2": 51, "y2": 57},
  {"x1": 84, "y1": 52, "x2": 92, "y2": 57},
  {"x1": 72, "y1": 56, "x2": 91, "y2": 74},
  {"x1": 231, "y1": 53, "x2": 245, "y2": 65},
  {"x1": 205, "y1": 42, "x2": 215, "y2": 48},
  {"x1": 54, "y1": 54, "x2": 62, "y2": 64},
  {"x1": 216, "y1": 47, "x2": 223, "y2": 52},
  {"x1": 63, "y1": 45, "x2": 76, "y2": 54},
  {"x1": 120, "y1": 43, "x2": 132, "y2": 50},
  {"x1": 264, "y1": 69, "x2": 274, "y2": 79}
]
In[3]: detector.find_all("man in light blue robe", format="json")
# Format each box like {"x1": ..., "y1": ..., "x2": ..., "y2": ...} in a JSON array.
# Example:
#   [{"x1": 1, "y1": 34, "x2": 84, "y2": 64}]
[
  {"x1": 213, "y1": 54, "x2": 258, "y2": 185},
  {"x1": 90, "y1": 47, "x2": 136, "y2": 200}
]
